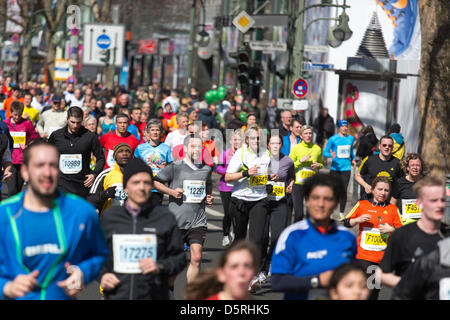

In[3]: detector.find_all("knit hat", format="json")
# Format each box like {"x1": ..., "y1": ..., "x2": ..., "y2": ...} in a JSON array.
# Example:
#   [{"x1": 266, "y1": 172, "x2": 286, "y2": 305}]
[
  {"x1": 122, "y1": 158, "x2": 153, "y2": 188},
  {"x1": 113, "y1": 143, "x2": 132, "y2": 160}
]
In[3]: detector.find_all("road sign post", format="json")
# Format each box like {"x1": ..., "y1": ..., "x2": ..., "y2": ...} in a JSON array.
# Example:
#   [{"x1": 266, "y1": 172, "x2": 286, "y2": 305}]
[
  {"x1": 292, "y1": 78, "x2": 308, "y2": 99},
  {"x1": 82, "y1": 24, "x2": 125, "y2": 67}
]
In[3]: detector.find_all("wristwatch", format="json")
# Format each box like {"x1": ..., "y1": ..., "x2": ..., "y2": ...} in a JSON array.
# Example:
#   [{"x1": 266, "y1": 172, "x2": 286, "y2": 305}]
[{"x1": 310, "y1": 276, "x2": 320, "y2": 289}]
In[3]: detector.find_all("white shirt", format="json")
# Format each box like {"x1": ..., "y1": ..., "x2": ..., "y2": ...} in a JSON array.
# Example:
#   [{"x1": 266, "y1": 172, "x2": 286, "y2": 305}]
[
  {"x1": 31, "y1": 97, "x2": 44, "y2": 113},
  {"x1": 226, "y1": 146, "x2": 271, "y2": 201},
  {"x1": 164, "y1": 129, "x2": 187, "y2": 150}
]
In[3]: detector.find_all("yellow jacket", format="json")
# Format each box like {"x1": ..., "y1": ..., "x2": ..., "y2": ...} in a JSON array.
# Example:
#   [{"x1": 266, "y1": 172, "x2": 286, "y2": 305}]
[
  {"x1": 102, "y1": 163, "x2": 127, "y2": 212},
  {"x1": 289, "y1": 141, "x2": 323, "y2": 184}
]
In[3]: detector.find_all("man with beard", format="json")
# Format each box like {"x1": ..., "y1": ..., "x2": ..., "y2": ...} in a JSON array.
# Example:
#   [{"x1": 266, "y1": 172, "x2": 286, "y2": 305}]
[{"x1": 0, "y1": 139, "x2": 108, "y2": 300}]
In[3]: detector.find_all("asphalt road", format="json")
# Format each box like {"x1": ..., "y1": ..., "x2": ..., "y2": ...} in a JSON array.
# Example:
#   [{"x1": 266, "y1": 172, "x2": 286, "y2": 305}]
[{"x1": 79, "y1": 169, "x2": 392, "y2": 300}]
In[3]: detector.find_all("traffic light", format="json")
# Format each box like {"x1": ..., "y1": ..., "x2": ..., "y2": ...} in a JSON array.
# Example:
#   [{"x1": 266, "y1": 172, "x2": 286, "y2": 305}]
[
  {"x1": 100, "y1": 49, "x2": 110, "y2": 65},
  {"x1": 229, "y1": 45, "x2": 252, "y2": 95},
  {"x1": 249, "y1": 63, "x2": 263, "y2": 100}
]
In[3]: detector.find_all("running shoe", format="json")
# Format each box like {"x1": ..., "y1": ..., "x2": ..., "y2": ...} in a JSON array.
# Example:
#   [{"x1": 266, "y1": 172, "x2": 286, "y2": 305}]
[
  {"x1": 248, "y1": 276, "x2": 261, "y2": 293},
  {"x1": 222, "y1": 235, "x2": 231, "y2": 247}
]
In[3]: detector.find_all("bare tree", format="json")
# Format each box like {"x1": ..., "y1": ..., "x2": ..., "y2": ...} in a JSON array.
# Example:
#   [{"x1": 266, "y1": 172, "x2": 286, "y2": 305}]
[
  {"x1": 417, "y1": 0, "x2": 450, "y2": 173},
  {"x1": 40, "y1": 0, "x2": 71, "y2": 87},
  {"x1": 1, "y1": 0, "x2": 43, "y2": 81}
]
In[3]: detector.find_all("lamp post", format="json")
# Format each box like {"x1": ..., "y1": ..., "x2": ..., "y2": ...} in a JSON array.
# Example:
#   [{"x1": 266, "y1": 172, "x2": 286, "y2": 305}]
[{"x1": 284, "y1": 0, "x2": 352, "y2": 98}]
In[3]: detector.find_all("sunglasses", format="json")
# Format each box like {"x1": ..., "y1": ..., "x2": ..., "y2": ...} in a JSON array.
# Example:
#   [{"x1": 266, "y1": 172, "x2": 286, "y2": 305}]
[{"x1": 381, "y1": 144, "x2": 393, "y2": 148}]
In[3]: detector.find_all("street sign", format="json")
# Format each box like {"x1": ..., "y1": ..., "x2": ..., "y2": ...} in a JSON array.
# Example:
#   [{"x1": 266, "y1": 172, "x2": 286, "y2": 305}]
[
  {"x1": 293, "y1": 100, "x2": 309, "y2": 111},
  {"x1": 138, "y1": 39, "x2": 157, "y2": 54},
  {"x1": 54, "y1": 59, "x2": 72, "y2": 81},
  {"x1": 82, "y1": 23, "x2": 125, "y2": 67},
  {"x1": 304, "y1": 44, "x2": 329, "y2": 54},
  {"x1": 233, "y1": 11, "x2": 255, "y2": 33},
  {"x1": 303, "y1": 62, "x2": 335, "y2": 71},
  {"x1": 252, "y1": 14, "x2": 289, "y2": 27},
  {"x1": 249, "y1": 41, "x2": 286, "y2": 52},
  {"x1": 277, "y1": 98, "x2": 293, "y2": 110},
  {"x1": 292, "y1": 78, "x2": 308, "y2": 99}
]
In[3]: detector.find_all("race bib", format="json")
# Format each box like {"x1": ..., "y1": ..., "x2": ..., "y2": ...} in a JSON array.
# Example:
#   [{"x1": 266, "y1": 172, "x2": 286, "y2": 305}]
[
  {"x1": 268, "y1": 181, "x2": 285, "y2": 201},
  {"x1": 59, "y1": 154, "x2": 82, "y2": 174},
  {"x1": 337, "y1": 145, "x2": 350, "y2": 159},
  {"x1": 295, "y1": 168, "x2": 316, "y2": 184},
  {"x1": 402, "y1": 199, "x2": 422, "y2": 220},
  {"x1": 113, "y1": 234, "x2": 157, "y2": 274},
  {"x1": 360, "y1": 228, "x2": 387, "y2": 251},
  {"x1": 106, "y1": 149, "x2": 116, "y2": 167},
  {"x1": 250, "y1": 175, "x2": 268, "y2": 186},
  {"x1": 183, "y1": 180, "x2": 206, "y2": 203},
  {"x1": 111, "y1": 183, "x2": 127, "y2": 206},
  {"x1": 439, "y1": 278, "x2": 450, "y2": 300},
  {"x1": 10, "y1": 131, "x2": 26, "y2": 148}
]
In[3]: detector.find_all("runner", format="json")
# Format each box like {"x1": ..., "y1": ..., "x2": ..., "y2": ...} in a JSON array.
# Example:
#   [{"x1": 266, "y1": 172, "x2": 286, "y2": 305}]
[
  {"x1": 48, "y1": 106, "x2": 105, "y2": 198},
  {"x1": 342, "y1": 176, "x2": 403, "y2": 299},
  {"x1": 153, "y1": 133, "x2": 214, "y2": 284},
  {"x1": 35, "y1": 95, "x2": 67, "y2": 139},
  {"x1": 323, "y1": 119, "x2": 356, "y2": 218},
  {"x1": 87, "y1": 143, "x2": 132, "y2": 215},
  {"x1": 97, "y1": 103, "x2": 116, "y2": 137},
  {"x1": 184, "y1": 240, "x2": 259, "y2": 300},
  {"x1": 99, "y1": 158, "x2": 186, "y2": 300},
  {"x1": 100, "y1": 113, "x2": 139, "y2": 170},
  {"x1": 391, "y1": 153, "x2": 426, "y2": 222},
  {"x1": 2, "y1": 85, "x2": 24, "y2": 120},
  {"x1": 215, "y1": 130, "x2": 242, "y2": 247},
  {"x1": 249, "y1": 134, "x2": 295, "y2": 292},
  {"x1": 289, "y1": 125, "x2": 323, "y2": 222},
  {"x1": 280, "y1": 118, "x2": 302, "y2": 156},
  {"x1": 377, "y1": 175, "x2": 450, "y2": 288},
  {"x1": 224, "y1": 125, "x2": 271, "y2": 242},
  {"x1": 355, "y1": 135, "x2": 403, "y2": 200},
  {"x1": 5, "y1": 101, "x2": 39, "y2": 196},
  {"x1": 0, "y1": 139, "x2": 108, "y2": 300},
  {"x1": 271, "y1": 173, "x2": 356, "y2": 300},
  {"x1": 164, "y1": 112, "x2": 189, "y2": 161},
  {"x1": 134, "y1": 119, "x2": 173, "y2": 207},
  {"x1": 328, "y1": 261, "x2": 370, "y2": 300},
  {"x1": 21, "y1": 91, "x2": 40, "y2": 125}
]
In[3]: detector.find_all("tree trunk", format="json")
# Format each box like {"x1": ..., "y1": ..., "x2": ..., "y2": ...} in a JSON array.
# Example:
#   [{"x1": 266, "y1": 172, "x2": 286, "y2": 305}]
[
  {"x1": 46, "y1": 31, "x2": 57, "y2": 88},
  {"x1": 20, "y1": 32, "x2": 32, "y2": 82},
  {"x1": 417, "y1": 0, "x2": 450, "y2": 174}
]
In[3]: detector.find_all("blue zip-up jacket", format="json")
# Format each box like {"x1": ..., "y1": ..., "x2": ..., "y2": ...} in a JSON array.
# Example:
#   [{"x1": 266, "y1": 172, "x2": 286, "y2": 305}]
[
  {"x1": 271, "y1": 219, "x2": 356, "y2": 300},
  {"x1": 0, "y1": 189, "x2": 109, "y2": 300},
  {"x1": 323, "y1": 133, "x2": 355, "y2": 172},
  {"x1": 281, "y1": 133, "x2": 301, "y2": 156}
]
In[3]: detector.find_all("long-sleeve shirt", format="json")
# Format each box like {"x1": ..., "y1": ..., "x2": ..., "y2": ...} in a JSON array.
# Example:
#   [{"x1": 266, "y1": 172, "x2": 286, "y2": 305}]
[
  {"x1": 5, "y1": 117, "x2": 39, "y2": 164},
  {"x1": 323, "y1": 133, "x2": 355, "y2": 172},
  {"x1": 289, "y1": 141, "x2": 323, "y2": 185},
  {"x1": 215, "y1": 147, "x2": 236, "y2": 192},
  {"x1": 36, "y1": 109, "x2": 67, "y2": 137}
]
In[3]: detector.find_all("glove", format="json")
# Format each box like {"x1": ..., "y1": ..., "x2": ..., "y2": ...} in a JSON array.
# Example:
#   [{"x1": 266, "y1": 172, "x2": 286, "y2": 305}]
[{"x1": 104, "y1": 186, "x2": 117, "y2": 198}]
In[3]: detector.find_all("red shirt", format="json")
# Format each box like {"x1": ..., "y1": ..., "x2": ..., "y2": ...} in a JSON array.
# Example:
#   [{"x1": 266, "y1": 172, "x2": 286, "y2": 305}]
[{"x1": 100, "y1": 131, "x2": 139, "y2": 169}]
